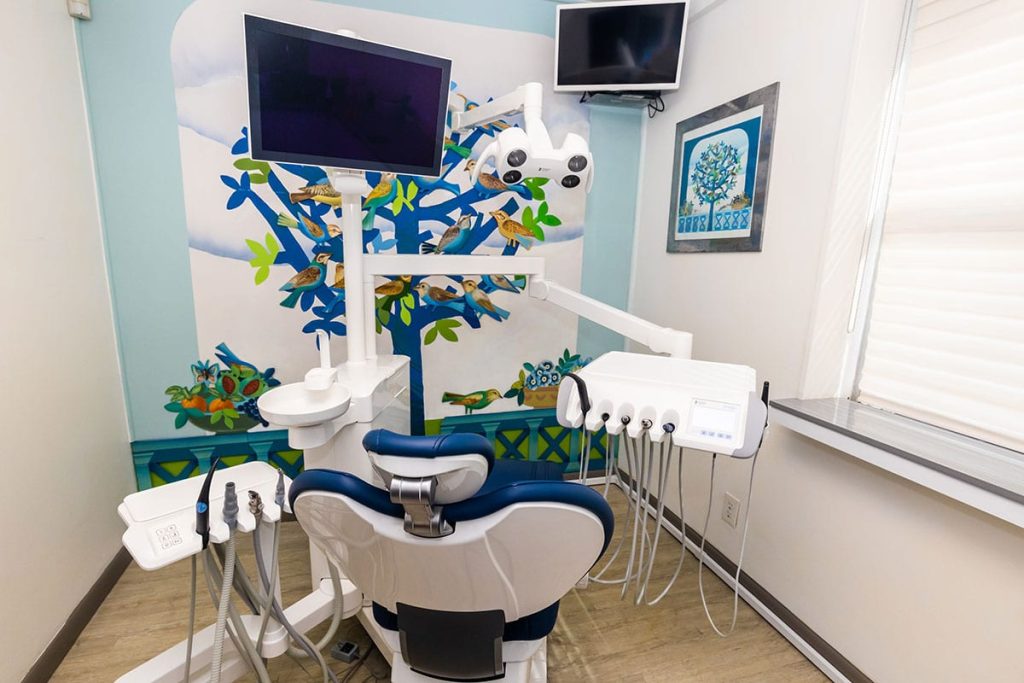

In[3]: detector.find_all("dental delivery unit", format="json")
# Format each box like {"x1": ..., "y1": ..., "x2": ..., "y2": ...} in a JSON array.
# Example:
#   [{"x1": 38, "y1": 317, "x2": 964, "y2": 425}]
[{"x1": 115, "y1": 15, "x2": 767, "y2": 683}]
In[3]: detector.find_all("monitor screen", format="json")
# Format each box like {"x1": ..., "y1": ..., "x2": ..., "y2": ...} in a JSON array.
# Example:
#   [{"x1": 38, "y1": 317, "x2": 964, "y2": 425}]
[
  {"x1": 244, "y1": 16, "x2": 452, "y2": 176},
  {"x1": 555, "y1": 1, "x2": 689, "y2": 92}
]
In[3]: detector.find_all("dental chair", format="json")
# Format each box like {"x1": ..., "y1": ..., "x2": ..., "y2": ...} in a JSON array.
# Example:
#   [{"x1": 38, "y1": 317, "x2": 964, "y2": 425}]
[{"x1": 289, "y1": 429, "x2": 614, "y2": 682}]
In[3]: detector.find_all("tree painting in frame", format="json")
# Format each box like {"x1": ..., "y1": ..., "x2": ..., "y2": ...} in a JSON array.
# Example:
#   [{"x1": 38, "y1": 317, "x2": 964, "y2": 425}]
[{"x1": 667, "y1": 82, "x2": 779, "y2": 253}]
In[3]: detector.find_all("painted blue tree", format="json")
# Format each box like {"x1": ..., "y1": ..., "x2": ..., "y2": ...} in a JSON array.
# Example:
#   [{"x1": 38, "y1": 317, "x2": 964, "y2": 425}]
[
  {"x1": 690, "y1": 140, "x2": 741, "y2": 231},
  {"x1": 219, "y1": 87, "x2": 565, "y2": 434}
]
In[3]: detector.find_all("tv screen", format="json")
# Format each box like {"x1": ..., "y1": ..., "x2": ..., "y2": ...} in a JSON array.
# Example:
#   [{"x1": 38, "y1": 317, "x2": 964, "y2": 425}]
[
  {"x1": 555, "y1": 1, "x2": 689, "y2": 92},
  {"x1": 244, "y1": 15, "x2": 452, "y2": 176}
]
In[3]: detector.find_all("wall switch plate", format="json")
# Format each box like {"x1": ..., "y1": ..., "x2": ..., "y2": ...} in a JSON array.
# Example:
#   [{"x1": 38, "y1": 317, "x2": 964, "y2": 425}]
[{"x1": 722, "y1": 492, "x2": 741, "y2": 528}]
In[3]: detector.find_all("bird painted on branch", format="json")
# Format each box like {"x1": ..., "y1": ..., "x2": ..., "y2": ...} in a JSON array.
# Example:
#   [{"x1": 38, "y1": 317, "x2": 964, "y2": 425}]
[
  {"x1": 414, "y1": 282, "x2": 466, "y2": 314},
  {"x1": 329, "y1": 263, "x2": 345, "y2": 290},
  {"x1": 363, "y1": 172, "x2": 397, "y2": 229},
  {"x1": 420, "y1": 214, "x2": 472, "y2": 254},
  {"x1": 490, "y1": 210, "x2": 534, "y2": 250},
  {"x1": 279, "y1": 252, "x2": 330, "y2": 308},
  {"x1": 461, "y1": 279, "x2": 510, "y2": 321},
  {"x1": 482, "y1": 274, "x2": 521, "y2": 294},
  {"x1": 276, "y1": 213, "x2": 340, "y2": 242},
  {"x1": 375, "y1": 274, "x2": 412, "y2": 311},
  {"x1": 289, "y1": 183, "x2": 341, "y2": 207},
  {"x1": 214, "y1": 343, "x2": 257, "y2": 374},
  {"x1": 442, "y1": 388, "x2": 503, "y2": 414},
  {"x1": 464, "y1": 159, "x2": 531, "y2": 200}
]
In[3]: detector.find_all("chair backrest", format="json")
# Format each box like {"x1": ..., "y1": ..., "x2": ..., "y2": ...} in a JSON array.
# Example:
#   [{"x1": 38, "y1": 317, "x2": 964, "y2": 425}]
[
  {"x1": 290, "y1": 471, "x2": 612, "y2": 621},
  {"x1": 289, "y1": 430, "x2": 613, "y2": 680}
]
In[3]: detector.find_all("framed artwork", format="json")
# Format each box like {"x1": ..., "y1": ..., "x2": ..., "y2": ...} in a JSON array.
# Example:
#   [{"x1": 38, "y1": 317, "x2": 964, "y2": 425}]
[{"x1": 667, "y1": 82, "x2": 779, "y2": 253}]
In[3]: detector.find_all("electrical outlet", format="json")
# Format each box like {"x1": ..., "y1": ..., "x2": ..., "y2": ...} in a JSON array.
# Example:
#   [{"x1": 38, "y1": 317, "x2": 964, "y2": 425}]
[{"x1": 722, "y1": 492, "x2": 740, "y2": 528}]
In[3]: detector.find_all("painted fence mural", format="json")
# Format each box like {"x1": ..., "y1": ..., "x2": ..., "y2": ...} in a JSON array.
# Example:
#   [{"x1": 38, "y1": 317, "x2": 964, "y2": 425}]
[{"x1": 138, "y1": 0, "x2": 599, "y2": 484}]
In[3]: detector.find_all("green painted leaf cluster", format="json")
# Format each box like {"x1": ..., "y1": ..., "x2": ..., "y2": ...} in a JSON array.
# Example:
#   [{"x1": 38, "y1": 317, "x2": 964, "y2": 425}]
[
  {"x1": 424, "y1": 318, "x2": 462, "y2": 345},
  {"x1": 523, "y1": 177, "x2": 549, "y2": 201},
  {"x1": 246, "y1": 232, "x2": 281, "y2": 285},
  {"x1": 233, "y1": 157, "x2": 272, "y2": 184},
  {"x1": 391, "y1": 180, "x2": 419, "y2": 215},
  {"x1": 520, "y1": 201, "x2": 562, "y2": 241}
]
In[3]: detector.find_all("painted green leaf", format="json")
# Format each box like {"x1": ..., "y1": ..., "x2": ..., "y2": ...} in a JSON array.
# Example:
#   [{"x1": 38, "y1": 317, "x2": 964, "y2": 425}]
[
  {"x1": 211, "y1": 411, "x2": 222, "y2": 425},
  {"x1": 530, "y1": 224, "x2": 546, "y2": 240},
  {"x1": 248, "y1": 173, "x2": 268, "y2": 184},
  {"x1": 164, "y1": 402, "x2": 183, "y2": 412},
  {"x1": 424, "y1": 327, "x2": 438, "y2": 345},
  {"x1": 399, "y1": 306, "x2": 412, "y2": 326},
  {"x1": 378, "y1": 308, "x2": 390, "y2": 325},
  {"x1": 540, "y1": 214, "x2": 562, "y2": 227},
  {"x1": 406, "y1": 181, "x2": 419, "y2": 201},
  {"x1": 391, "y1": 180, "x2": 405, "y2": 214},
  {"x1": 522, "y1": 206, "x2": 535, "y2": 227},
  {"x1": 174, "y1": 412, "x2": 188, "y2": 429},
  {"x1": 246, "y1": 239, "x2": 266, "y2": 260},
  {"x1": 402, "y1": 293, "x2": 416, "y2": 308},
  {"x1": 223, "y1": 416, "x2": 234, "y2": 429},
  {"x1": 438, "y1": 325, "x2": 458, "y2": 342}
]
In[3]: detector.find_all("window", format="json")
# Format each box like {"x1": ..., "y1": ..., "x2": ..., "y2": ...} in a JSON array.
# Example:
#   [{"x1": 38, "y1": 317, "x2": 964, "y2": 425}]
[{"x1": 855, "y1": 0, "x2": 1024, "y2": 453}]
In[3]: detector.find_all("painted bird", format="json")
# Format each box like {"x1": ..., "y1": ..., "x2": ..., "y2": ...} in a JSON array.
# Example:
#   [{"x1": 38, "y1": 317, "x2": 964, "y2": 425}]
[
  {"x1": 442, "y1": 388, "x2": 503, "y2": 414},
  {"x1": 464, "y1": 159, "x2": 531, "y2": 200},
  {"x1": 490, "y1": 210, "x2": 534, "y2": 250},
  {"x1": 375, "y1": 274, "x2": 412, "y2": 297},
  {"x1": 461, "y1": 279, "x2": 510, "y2": 322},
  {"x1": 421, "y1": 214, "x2": 472, "y2": 254},
  {"x1": 277, "y1": 212, "x2": 340, "y2": 242},
  {"x1": 279, "y1": 252, "x2": 330, "y2": 308},
  {"x1": 330, "y1": 263, "x2": 345, "y2": 290},
  {"x1": 482, "y1": 274, "x2": 521, "y2": 294},
  {"x1": 363, "y1": 172, "x2": 397, "y2": 229},
  {"x1": 289, "y1": 183, "x2": 342, "y2": 207},
  {"x1": 214, "y1": 343, "x2": 257, "y2": 374},
  {"x1": 414, "y1": 282, "x2": 465, "y2": 314}
]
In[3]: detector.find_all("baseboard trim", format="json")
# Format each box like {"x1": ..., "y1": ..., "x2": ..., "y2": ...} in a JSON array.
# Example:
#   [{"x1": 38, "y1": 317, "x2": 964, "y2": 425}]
[
  {"x1": 610, "y1": 469, "x2": 872, "y2": 683},
  {"x1": 21, "y1": 547, "x2": 132, "y2": 683}
]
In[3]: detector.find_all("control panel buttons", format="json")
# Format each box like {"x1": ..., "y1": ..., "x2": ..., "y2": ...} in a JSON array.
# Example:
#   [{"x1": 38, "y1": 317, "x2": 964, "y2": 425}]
[{"x1": 502, "y1": 170, "x2": 523, "y2": 184}]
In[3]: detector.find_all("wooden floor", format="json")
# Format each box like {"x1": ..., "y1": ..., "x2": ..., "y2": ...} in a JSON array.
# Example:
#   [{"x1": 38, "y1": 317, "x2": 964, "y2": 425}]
[{"x1": 54, "y1": 487, "x2": 826, "y2": 682}]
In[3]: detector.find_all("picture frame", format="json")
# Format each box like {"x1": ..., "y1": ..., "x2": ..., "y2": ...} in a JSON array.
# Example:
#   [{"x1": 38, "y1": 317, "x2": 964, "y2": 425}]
[{"x1": 667, "y1": 82, "x2": 779, "y2": 253}]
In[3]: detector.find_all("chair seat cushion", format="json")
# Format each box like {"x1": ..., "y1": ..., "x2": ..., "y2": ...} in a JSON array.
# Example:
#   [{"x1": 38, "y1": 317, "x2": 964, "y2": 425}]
[{"x1": 371, "y1": 601, "x2": 560, "y2": 643}]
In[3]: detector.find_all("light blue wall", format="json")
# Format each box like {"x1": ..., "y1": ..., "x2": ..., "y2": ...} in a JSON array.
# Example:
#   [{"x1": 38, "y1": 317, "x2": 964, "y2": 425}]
[
  {"x1": 77, "y1": 0, "x2": 640, "y2": 440},
  {"x1": 577, "y1": 105, "x2": 645, "y2": 358}
]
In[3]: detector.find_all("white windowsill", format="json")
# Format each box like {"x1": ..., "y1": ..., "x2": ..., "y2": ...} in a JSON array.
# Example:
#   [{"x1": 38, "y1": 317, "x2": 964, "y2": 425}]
[{"x1": 770, "y1": 398, "x2": 1024, "y2": 530}]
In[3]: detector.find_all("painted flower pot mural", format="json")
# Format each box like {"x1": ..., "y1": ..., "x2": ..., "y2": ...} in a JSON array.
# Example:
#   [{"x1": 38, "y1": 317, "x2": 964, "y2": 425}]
[
  {"x1": 164, "y1": 344, "x2": 280, "y2": 433},
  {"x1": 504, "y1": 349, "x2": 592, "y2": 408}
]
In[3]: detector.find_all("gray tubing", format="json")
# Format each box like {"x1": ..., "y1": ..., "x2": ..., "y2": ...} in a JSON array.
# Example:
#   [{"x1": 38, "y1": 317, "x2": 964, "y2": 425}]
[
  {"x1": 210, "y1": 535, "x2": 236, "y2": 683},
  {"x1": 203, "y1": 548, "x2": 273, "y2": 683},
  {"x1": 184, "y1": 554, "x2": 197, "y2": 682},
  {"x1": 255, "y1": 521, "x2": 280, "y2": 653},
  {"x1": 252, "y1": 526, "x2": 339, "y2": 683},
  {"x1": 201, "y1": 550, "x2": 255, "y2": 675}
]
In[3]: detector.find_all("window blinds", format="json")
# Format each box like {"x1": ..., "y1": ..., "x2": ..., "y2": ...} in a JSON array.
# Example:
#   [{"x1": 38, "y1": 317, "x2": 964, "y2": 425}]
[{"x1": 856, "y1": 0, "x2": 1024, "y2": 453}]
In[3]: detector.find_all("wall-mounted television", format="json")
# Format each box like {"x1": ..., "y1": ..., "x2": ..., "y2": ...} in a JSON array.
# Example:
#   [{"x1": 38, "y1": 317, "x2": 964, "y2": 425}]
[
  {"x1": 243, "y1": 15, "x2": 452, "y2": 176},
  {"x1": 555, "y1": 0, "x2": 690, "y2": 93}
]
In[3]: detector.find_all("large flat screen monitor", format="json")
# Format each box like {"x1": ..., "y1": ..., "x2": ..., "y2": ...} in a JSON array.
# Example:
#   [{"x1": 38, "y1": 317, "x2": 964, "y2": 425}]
[
  {"x1": 244, "y1": 15, "x2": 452, "y2": 176},
  {"x1": 555, "y1": 0, "x2": 689, "y2": 92}
]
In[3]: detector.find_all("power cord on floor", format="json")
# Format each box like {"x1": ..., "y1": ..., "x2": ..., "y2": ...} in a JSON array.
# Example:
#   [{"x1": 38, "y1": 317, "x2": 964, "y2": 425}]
[{"x1": 696, "y1": 448, "x2": 760, "y2": 637}]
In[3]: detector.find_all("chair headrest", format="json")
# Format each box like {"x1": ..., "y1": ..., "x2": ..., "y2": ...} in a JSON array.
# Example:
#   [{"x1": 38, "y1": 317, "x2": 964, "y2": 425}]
[{"x1": 362, "y1": 430, "x2": 495, "y2": 504}]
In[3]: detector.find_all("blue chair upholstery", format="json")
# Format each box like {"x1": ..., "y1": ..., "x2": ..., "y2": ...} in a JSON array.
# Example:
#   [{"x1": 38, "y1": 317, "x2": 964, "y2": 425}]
[{"x1": 363, "y1": 430, "x2": 496, "y2": 474}]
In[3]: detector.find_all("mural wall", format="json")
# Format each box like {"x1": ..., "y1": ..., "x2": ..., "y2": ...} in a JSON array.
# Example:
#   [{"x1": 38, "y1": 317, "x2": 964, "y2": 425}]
[{"x1": 170, "y1": 0, "x2": 591, "y2": 439}]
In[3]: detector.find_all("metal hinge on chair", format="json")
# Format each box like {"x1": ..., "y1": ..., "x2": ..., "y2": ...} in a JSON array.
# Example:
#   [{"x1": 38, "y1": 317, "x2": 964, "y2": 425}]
[{"x1": 385, "y1": 475, "x2": 454, "y2": 538}]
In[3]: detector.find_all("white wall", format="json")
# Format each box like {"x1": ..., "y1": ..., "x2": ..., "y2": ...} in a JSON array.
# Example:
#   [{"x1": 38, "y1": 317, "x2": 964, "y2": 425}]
[
  {"x1": 629, "y1": 0, "x2": 1024, "y2": 681},
  {"x1": 0, "y1": 4, "x2": 134, "y2": 681}
]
